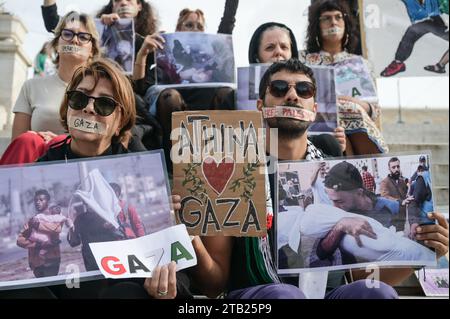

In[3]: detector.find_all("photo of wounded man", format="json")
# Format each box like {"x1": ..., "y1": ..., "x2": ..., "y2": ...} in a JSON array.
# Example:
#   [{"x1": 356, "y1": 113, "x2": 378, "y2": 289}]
[
  {"x1": 156, "y1": 32, "x2": 235, "y2": 85},
  {"x1": 277, "y1": 155, "x2": 437, "y2": 274}
]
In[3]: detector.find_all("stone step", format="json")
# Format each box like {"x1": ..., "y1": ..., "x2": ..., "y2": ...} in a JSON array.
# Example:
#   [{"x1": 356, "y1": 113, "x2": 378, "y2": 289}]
[
  {"x1": 383, "y1": 123, "x2": 449, "y2": 145},
  {"x1": 433, "y1": 187, "x2": 449, "y2": 207},
  {"x1": 388, "y1": 144, "x2": 449, "y2": 164},
  {"x1": 431, "y1": 164, "x2": 449, "y2": 188}
]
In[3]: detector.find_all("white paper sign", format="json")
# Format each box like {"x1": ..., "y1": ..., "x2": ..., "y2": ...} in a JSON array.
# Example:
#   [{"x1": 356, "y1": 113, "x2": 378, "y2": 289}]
[{"x1": 89, "y1": 224, "x2": 197, "y2": 279}]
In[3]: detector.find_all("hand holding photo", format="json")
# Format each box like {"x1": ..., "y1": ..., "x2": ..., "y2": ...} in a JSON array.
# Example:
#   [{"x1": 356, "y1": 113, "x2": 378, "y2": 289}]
[
  {"x1": 156, "y1": 32, "x2": 235, "y2": 86},
  {"x1": 95, "y1": 19, "x2": 135, "y2": 75}
]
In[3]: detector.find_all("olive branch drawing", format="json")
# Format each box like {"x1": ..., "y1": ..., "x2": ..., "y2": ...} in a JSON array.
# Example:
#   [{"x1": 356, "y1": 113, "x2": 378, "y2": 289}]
[
  {"x1": 229, "y1": 160, "x2": 260, "y2": 202},
  {"x1": 182, "y1": 163, "x2": 207, "y2": 202}
]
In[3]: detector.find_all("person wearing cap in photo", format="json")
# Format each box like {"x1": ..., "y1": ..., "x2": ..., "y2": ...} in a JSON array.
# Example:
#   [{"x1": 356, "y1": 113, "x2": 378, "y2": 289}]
[
  {"x1": 324, "y1": 161, "x2": 411, "y2": 231},
  {"x1": 317, "y1": 162, "x2": 448, "y2": 277},
  {"x1": 411, "y1": 156, "x2": 430, "y2": 183}
]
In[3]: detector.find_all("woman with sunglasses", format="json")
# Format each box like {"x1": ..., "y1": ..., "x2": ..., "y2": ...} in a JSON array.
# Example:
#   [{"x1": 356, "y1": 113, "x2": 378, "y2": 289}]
[
  {"x1": 39, "y1": 59, "x2": 135, "y2": 161},
  {"x1": 0, "y1": 11, "x2": 101, "y2": 166},
  {"x1": 300, "y1": 0, "x2": 388, "y2": 156},
  {"x1": 41, "y1": 1, "x2": 159, "y2": 98},
  {"x1": 248, "y1": 22, "x2": 346, "y2": 154}
]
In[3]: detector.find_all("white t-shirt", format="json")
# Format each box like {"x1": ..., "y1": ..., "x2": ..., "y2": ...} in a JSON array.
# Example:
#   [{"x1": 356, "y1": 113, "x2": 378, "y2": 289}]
[{"x1": 13, "y1": 74, "x2": 67, "y2": 134}]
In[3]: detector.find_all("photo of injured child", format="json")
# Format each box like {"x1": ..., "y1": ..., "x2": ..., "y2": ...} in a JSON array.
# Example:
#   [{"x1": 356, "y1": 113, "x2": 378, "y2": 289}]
[
  {"x1": 156, "y1": 32, "x2": 235, "y2": 86},
  {"x1": 276, "y1": 154, "x2": 437, "y2": 274}
]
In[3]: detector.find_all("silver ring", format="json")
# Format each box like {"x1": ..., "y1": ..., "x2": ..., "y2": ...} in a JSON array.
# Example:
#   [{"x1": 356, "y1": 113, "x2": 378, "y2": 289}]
[{"x1": 157, "y1": 290, "x2": 168, "y2": 297}]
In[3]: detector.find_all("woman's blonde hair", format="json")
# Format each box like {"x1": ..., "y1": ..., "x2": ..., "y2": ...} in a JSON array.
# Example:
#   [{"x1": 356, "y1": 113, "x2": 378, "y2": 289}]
[
  {"x1": 175, "y1": 8, "x2": 205, "y2": 31},
  {"x1": 50, "y1": 11, "x2": 101, "y2": 67},
  {"x1": 60, "y1": 58, "x2": 136, "y2": 143}
]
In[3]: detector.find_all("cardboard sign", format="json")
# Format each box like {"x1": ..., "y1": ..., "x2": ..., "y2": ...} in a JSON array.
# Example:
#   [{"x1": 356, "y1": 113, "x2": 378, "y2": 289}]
[
  {"x1": 237, "y1": 63, "x2": 337, "y2": 134},
  {"x1": 334, "y1": 56, "x2": 378, "y2": 102},
  {"x1": 89, "y1": 224, "x2": 196, "y2": 279},
  {"x1": 0, "y1": 151, "x2": 173, "y2": 290},
  {"x1": 277, "y1": 154, "x2": 437, "y2": 274},
  {"x1": 172, "y1": 111, "x2": 267, "y2": 237}
]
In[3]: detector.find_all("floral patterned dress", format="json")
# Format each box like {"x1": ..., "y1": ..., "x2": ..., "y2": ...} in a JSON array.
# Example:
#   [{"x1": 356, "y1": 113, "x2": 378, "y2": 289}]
[{"x1": 299, "y1": 50, "x2": 389, "y2": 154}]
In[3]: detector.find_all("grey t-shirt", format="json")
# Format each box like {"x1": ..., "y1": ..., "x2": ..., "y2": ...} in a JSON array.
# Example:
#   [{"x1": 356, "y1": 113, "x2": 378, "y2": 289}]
[{"x1": 13, "y1": 73, "x2": 67, "y2": 134}]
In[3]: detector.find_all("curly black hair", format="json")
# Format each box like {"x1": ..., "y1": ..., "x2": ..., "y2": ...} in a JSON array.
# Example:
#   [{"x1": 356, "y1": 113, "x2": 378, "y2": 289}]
[
  {"x1": 97, "y1": 0, "x2": 158, "y2": 37},
  {"x1": 306, "y1": 0, "x2": 360, "y2": 54}
]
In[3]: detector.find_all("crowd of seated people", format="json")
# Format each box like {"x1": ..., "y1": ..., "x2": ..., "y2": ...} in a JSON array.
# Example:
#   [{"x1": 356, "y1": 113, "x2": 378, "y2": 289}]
[{"x1": 0, "y1": 0, "x2": 447, "y2": 300}]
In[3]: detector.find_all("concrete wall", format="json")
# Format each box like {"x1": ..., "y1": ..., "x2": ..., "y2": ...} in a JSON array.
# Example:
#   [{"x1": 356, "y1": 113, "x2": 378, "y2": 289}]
[{"x1": 0, "y1": 13, "x2": 32, "y2": 135}]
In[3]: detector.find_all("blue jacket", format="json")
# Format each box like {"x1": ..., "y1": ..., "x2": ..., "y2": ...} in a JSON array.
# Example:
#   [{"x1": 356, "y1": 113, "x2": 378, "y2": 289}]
[{"x1": 401, "y1": 0, "x2": 441, "y2": 23}]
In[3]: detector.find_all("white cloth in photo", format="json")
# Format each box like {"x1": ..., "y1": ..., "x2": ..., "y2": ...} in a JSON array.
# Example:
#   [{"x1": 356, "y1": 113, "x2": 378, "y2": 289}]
[
  {"x1": 311, "y1": 176, "x2": 332, "y2": 206},
  {"x1": 75, "y1": 169, "x2": 121, "y2": 229},
  {"x1": 300, "y1": 204, "x2": 436, "y2": 262}
]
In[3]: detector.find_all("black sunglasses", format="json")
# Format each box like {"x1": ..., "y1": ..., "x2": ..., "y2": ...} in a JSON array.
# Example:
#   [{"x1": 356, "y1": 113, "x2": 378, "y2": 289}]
[
  {"x1": 60, "y1": 29, "x2": 93, "y2": 44},
  {"x1": 269, "y1": 80, "x2": 316, "y2": 99},
  {"x1": 67, "y1": 90, "x2": 119, "y2": 116}
]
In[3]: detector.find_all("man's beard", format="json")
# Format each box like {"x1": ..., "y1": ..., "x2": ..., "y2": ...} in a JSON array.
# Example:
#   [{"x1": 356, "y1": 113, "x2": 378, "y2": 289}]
[
  {"x1": 391, "y1": 172, "x2": 401, "y2": 180},
  {"x1": 265, "y1": 102, "x2": 311, "y2": 139}
]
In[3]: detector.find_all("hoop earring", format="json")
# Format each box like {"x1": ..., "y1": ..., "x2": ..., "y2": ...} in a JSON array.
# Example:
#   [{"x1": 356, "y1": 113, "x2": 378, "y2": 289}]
[
  {"x1": 316, "y1": 36, "x2": 321, "y2": 48},
  {"x1": 344, "y1": 34, "x2": 349, "y2": 48}
]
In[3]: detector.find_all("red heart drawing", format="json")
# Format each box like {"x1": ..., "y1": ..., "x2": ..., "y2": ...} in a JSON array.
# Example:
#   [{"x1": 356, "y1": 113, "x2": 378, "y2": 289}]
[{"x1": 202, "y1": 157, "x2": 235, "y2": 195}]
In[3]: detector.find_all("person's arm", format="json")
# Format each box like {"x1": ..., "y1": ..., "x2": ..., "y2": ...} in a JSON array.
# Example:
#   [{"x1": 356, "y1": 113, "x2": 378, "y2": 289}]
[
  {"x1": 190, "y1": 236, "x2": 234, "y2": 298},
  {"x1": 310, "y1": 164, "x2": 322, "y2": 187},
  {"x1": 338, "y1": 96, "x2": 373, "y2": 116},
  {"x1": 217, "y1": 0, "x2": 239, "y2": 34},
  {"x1": 317, "y1": 224, "x2": 346, "y2": 260},
  {"x1": 11, "y1": 113, "x2": 32, "y2": 141},
  {"x1": 133, "y1": 34, "x2": 165, "y2": 81},
  {"x1": 16, "y1": 223, "x2": 37, "y2": 249},
  {"x1": 128, "y1": 205, "x2": 146, "y2": 237},
  {"x1": 352, "y1": 212, "x2": 449, "y2": 286},
  {"x1": 41, "y1": 1, "x2": 60, "y2": 33},
  {"x1": 67, "y1": 218, "x2": 81, "y2": 247},
  {"x1": 412, "y1": 177, "x2": 427, "y2": 204},
  {"x1": 317, "y1": 217, "x2": 378, "y2": 260},
  {"x1": 40, "y1": 222, "x2": 62, "y2": 234},
  {"x1": 334, "y1": 127, "x2": 347, "y2": 152}
]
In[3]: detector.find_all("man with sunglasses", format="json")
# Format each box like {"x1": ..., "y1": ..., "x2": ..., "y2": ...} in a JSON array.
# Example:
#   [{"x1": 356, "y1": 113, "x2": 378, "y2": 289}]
[{"x1": 192, "y1": 59, "x2": 398, "y2": 300}]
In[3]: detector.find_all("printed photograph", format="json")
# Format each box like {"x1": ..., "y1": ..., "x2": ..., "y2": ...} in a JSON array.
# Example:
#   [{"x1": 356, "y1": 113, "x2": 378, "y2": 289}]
[
  {"x1": 334, "y1": 56, "x2": 378, "y2": 102},
  {"x1": 156, "y1": 32, "x2": 235, "y2": 86},
  {"x1": 276, "y1": 154, "x2": 437, "y2": 274},
  {"x1": 95, "y1": 19, "x2": 135, "y2": 75},
  {"x1": 416, "y1": 268, "x2": 449, "y2": 297},
  {"x1": 237, "y1": 64, "x2": 337, "y2": 133},
  {"x1": 363, "y1": 0, "x2": 449, "y2": 77},
  {"x1": 0, "y1": 151, "x2": 172, "y2": 290}
]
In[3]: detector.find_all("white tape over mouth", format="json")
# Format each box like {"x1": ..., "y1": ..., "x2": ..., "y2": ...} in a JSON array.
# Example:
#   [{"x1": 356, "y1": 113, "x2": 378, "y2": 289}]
[
  {"x1": 323, "y1": 27, "x2": 344, "y2": 36},
  {"x1": 59, "y1": 45, "x2": 90, "y2": 57},
  {"x1": 262, "y1": 106, "x2": 317, "y2": 122},
  {"x1": 117, "y1": 6, "x2": 137, "y2": 16},
  {"x1": 68, "y1": 116, "x2": 107, "y2": 135}
]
